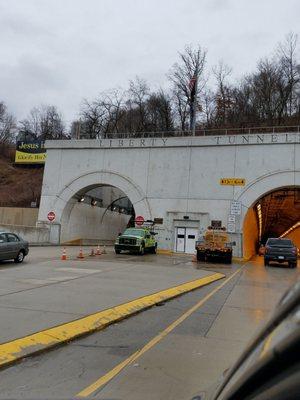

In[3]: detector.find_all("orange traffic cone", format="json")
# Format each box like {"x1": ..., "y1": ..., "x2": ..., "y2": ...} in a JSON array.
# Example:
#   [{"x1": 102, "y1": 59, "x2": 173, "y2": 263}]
[
  {"x1": 77, "y1": 247, "x2": 85, "y2": 259},
  {"x1": 102, "y1": 245, "x2": 107, "y2": 254},
  {"x1": 61, "y1": 247, "x2": 67, "y2": 261},
  {"x1": 89, "y1": 248, "x2": 95, "y2": 257},
  {"x1": 96, "y1": 245, "x2": 101, "y2": 256}
]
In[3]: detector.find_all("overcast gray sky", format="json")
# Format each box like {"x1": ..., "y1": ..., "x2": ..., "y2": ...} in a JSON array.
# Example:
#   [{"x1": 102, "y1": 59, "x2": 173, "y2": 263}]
[{"x1": 0, "y1": 0, "x2": 299, "y2": 125}]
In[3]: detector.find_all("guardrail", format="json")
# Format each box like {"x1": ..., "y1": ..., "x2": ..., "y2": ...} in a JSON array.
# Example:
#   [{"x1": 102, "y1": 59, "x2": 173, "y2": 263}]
[{"x1": 98, "y1": 125, "x2": 300, "y2": 139}]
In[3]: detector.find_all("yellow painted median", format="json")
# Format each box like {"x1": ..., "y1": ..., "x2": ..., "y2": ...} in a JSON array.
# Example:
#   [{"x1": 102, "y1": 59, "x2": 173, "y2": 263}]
[{"x1": 0, "y1": 272, "x2": 224, "y2": 369}]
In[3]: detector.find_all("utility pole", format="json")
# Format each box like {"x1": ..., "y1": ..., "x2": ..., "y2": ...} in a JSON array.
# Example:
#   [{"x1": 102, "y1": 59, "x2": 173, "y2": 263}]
[{"x1": 189, "y1": 67, "x2": 198, "y2": 135}]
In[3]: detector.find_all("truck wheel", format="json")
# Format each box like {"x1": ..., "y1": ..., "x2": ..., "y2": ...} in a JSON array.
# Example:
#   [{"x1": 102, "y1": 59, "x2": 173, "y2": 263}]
[
  {"x1": 139, "y1": 245, "x2": 145, "y2": 256},
  {"x1": 197, "y1": 250, "x2": 205, "y2": 261},
  {"x1": 226, "y1": 254, "x2": 232, "y2": 264},
  {"x1": 115, "y1": 249, "x2": 121, "y2": 254}
]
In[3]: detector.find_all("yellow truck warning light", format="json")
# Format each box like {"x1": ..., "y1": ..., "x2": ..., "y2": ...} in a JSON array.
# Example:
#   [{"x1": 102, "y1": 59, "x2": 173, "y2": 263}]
[{"x1": 220, "y1": 178, "x2": 245, "y2": 186}]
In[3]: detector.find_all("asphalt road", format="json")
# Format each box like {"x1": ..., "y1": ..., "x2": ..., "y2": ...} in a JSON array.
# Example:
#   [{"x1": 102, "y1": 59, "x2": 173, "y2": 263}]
[{"x1": 0, "y1": 249, "x2": 298, "y2": 400}]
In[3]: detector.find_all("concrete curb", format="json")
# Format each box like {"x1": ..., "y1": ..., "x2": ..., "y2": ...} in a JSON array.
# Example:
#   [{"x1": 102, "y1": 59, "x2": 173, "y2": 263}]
[{"x1": 0, "y1": 272, "x2": 224, "y2": 370}]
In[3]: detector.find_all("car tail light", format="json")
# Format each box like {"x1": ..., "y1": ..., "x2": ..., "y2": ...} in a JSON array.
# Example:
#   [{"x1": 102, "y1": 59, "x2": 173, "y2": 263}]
[{"x1": 291, "y1": 248, "x2": 297, "y2": 255}]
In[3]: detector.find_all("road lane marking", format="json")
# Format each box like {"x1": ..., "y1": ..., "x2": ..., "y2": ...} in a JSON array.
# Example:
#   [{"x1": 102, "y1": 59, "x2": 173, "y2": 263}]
[
  {"x1": 56, "y1": 268, "x2": 100, "y2": 274},
  {"x1": 76, "y1": 267, "x2": 243, "y2": 398},
  {"x1": 0, "y1": 272, "x2": 224, "y2": 369}
]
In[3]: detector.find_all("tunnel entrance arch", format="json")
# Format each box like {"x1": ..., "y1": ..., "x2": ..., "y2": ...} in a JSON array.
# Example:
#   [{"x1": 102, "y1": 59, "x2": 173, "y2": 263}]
[
  {"x1": 48, "y1": 171, "x2": 152, "y2": 244},
  {"x1": 60, "y1": 184, "x2": 136, "y2": 244},
  {"x1": 239, "y1": 172, "x2": 300, "y2": 259}
]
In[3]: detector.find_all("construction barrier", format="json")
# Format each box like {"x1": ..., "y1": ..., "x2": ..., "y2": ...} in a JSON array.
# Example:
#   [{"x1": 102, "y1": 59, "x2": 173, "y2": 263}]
[
  {"x1": 89, "y1": 248, "x2": 95, "y2": 257},
  {"x1": 96, "y1": 245, "x2": 101, "y2": 256},
  {"x1": 61, "y1": 247, "x2": 67, "y2": 261},
  {"x1": 77, "y1": 248, "x2": 85, "y2": 259}
]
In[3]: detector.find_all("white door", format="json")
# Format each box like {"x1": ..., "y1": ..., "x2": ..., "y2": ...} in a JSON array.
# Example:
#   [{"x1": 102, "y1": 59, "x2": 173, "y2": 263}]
[
  {"x1": 185, "y1": 228, "x2": 198, "y2": 254},
  {"x1": 175, "y1": 228, "x2": 185, "y2": 252}
]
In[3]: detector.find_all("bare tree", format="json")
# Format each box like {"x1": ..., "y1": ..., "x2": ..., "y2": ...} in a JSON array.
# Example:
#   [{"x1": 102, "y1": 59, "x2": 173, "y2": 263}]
[
  {"x1": 80, "y1": 89, "x2": 125, "y2": 138},
  {"x1": 80, "y1": 99, "x2": 106, "y2": 138},
  {"x1": 146, "y1": 90, "x2": 174, "y2": 132},
  {"x1": 201, "y1": 89, "x2": 216, "y2": 128},
  {"x1": 19, "y1": 105, "x2": 65, "y2": 140},
  {"x1": 127, "y1": 77, "x2": 150, "y2": 132},
  {"x1": 0, "y1": 102, "x2": 16, "y2": 144},
  {"x1": 277, "y1": 32, "x2": 300, "y2": 118},
  {"x1": 213, "y1": 61, "x2": 233, "y2": 126},
  {"x1": 169, "y1": 45, "x2": 207, "y2": 132},
  {"x1": 171, "y1": 89, "x2": 189, "y2": 131},
  {"x1": 102, "y1": 89, "x2": 125, "y2": 134}
]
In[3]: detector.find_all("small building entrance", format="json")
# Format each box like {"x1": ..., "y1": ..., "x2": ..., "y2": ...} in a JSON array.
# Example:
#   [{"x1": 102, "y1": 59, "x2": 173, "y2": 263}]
[{"x1": 175, "y1": 227, "x2": 198, "y2": 254}]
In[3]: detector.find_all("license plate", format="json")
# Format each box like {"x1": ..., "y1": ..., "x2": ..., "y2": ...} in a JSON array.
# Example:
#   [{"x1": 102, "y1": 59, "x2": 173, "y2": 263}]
[{"x1": 278, "y1": 256, "x2": 284, "y2": 260}]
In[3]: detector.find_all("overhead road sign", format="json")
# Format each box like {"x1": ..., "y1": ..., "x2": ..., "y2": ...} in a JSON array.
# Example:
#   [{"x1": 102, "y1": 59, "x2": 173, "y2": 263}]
[{"x1": 220, "y1": 178, "x2": 245, "y2": 186}]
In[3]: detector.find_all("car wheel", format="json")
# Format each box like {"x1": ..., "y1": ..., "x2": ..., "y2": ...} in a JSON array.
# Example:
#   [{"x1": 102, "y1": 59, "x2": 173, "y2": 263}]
[
  {"x1": 289, "y1": 262, "x2": 297, "y2": 268},
  {"x1": 264, "y1": 259, "x2": 269, "y2": 266},
  {"x1": 115, "y1": 249, "x2": 121, "y2": 254},
  {"x1": 139, "y1": 244, "x2": 145, "y2": 255},
  {"x1": 151, "y1": 244, "x2": 157, "y2": 254},
  {"x1": 14, "y1": 250, "x2": 25, "y2": 263}
]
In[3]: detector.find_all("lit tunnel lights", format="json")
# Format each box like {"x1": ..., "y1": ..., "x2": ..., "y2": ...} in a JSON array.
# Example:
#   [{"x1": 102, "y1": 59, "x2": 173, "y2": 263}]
[{"x1": 280, "y1": 221, "x2": 300, "y2": 238}]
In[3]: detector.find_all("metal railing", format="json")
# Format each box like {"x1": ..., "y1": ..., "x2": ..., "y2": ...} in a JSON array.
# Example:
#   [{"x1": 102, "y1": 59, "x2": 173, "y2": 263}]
[{"x1": 92, "y1": 125, "x2": 300, "y2": 140}]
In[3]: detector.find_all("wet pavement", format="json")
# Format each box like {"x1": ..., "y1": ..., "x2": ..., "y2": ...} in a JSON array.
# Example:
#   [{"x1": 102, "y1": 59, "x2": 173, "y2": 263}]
[
  {"x1": 0, "y1": 249, "x2": 298, "y2": 399},
  {"x1": 0, "y1": 246, "x2": 216, "y2": 342}
]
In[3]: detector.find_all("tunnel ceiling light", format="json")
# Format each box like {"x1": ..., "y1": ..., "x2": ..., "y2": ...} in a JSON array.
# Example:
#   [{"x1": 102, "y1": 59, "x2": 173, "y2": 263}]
[
  {"x1": 91, "y1": 199, "x2": 97, "y2": 206},
  {"x1": 256, "y1": 203, "x2": 263, "y2": 242},
  {"x1": 78, "y1": 196, "x2": 85, "y2": 203},
  {"x1": 280, "y1": 221, "x2": 300, "y2": 238}
]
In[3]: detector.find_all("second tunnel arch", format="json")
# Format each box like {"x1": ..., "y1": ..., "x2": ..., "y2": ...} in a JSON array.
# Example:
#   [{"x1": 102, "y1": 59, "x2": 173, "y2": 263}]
[{"x1": 238, "y1": 171, "x2": 300, "y2": 259}]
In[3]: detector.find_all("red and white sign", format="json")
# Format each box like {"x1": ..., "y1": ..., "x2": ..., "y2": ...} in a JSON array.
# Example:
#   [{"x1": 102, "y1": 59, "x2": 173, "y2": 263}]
[
  {"x1": 47, "y1": 211, "x2": 56, "y2": 222},
  {"x1": 135, "y1": 215, "x2": 144, "y2": 226}
]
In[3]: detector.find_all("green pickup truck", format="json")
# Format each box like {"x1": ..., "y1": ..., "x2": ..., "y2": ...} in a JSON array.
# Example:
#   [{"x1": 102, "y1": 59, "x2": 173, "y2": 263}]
[{"x1": 114, "y1": 227, "x2": 157, "y2": 255}]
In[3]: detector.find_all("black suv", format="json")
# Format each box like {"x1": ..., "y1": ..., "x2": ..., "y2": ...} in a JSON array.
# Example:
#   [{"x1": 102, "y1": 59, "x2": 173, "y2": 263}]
[{"x1": 264, "y1": 238, "x2": 298, "y2": 268}]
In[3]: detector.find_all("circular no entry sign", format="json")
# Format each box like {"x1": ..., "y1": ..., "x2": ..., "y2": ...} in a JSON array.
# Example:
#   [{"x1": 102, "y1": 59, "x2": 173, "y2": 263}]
[
  {"x1": 47, "y1": 211, "x2": 56, "y2": 222},
  {"x1": 135, "y1": 215, "x2": 144, "y2": 226}
]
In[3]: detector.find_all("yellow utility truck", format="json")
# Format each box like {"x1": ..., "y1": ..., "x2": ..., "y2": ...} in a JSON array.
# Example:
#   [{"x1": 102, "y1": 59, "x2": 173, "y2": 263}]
[{"x1": 195, "y1": 226, "x2": 233, "y2": 263}]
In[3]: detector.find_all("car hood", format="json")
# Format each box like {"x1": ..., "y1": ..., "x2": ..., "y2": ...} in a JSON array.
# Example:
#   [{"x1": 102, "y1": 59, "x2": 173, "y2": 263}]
[{"x1": 119, "y1": 235, "x2": 143, "y2": 239}]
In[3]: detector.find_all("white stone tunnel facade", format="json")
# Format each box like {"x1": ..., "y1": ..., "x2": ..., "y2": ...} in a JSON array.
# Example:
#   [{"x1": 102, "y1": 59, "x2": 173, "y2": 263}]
[{"x1": 38, "y1": 133, "x2": 300, "y2": 258}]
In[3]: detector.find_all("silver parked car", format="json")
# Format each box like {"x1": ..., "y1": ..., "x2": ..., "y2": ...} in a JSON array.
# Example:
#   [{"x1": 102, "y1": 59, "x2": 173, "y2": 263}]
[{"x1": 0, "y1": 232, "x2": 29, "y2": 263}]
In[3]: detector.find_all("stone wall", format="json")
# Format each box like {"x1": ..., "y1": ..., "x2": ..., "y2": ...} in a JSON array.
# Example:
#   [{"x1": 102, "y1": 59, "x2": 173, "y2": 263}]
[
  {"x1": 61, "y1": 203, "x2": 131, "y2": 244},
  {"x1": 0, "y1": 207, "x2": 38, "y2": 226},
  {"x1": 0, "y1": 223, "x2": 49, "y2": 244}
]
